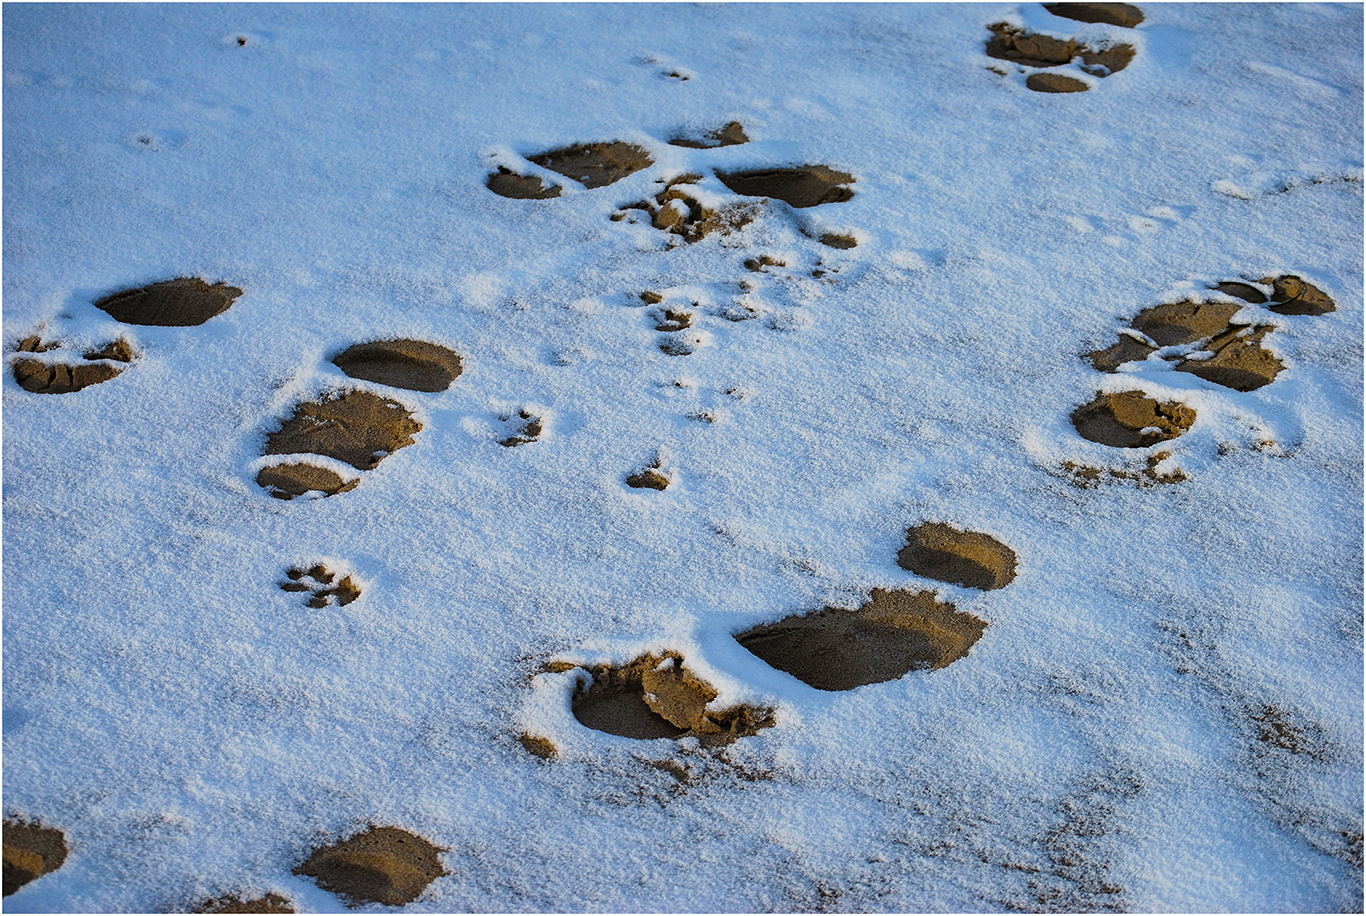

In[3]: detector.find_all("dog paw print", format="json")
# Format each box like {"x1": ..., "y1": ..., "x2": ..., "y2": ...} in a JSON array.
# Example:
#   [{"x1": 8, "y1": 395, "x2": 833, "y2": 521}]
[
  {"x1": 566, "y1": 653, "x2": 775, "y2": 746},
  {"x1": 279, "y1": 564, "x2": 361, "y2": 608},
  {"x1": 497, "y1": 408, "x2": 544, "y2": 447},
  {"x1": 986, "y1": 3, "x2": 1141, "y2": 94},
  {"x1": 10, "y1": 332, "x2": 135, "y2": 394}
]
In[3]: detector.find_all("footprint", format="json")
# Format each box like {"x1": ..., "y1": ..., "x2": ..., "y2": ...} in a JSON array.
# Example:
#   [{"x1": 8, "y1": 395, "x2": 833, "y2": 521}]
[
  {"x1": 735, "y1": 589, "x2": 988, "y2": 691},
  {"x1": 485, "y1": 167, "x2": 561, "y2": 200},
  {"x1": 256, "y1": 390, "x2": 422, "y2": 499},
  {"x1": 194, "y1": 894, "x2": 294, "y2": 914},
  {"x1": 897, "y1": 523, "x2": 1018, "y2": 591},
  {"x1": 2, "y1": 820, "x2": 67, "y2": 897},
  {"x1": 497, "y1": 408, "x2": 543, "y2": 447},
  {"x1": 528, "y1": 141, "x2": 653, "y2": 190},
  {"x1": 293, "y1": 826, "x2": 446, "y2": 908},
  {"x1": 10, "y1": 333, "x2": 134, "y2": 394},
  {"x1": 615, "y1": 173, "x2": 756, "y2": 244},
  {"x1": 94, "y1": 277, "x2": 242, "y2": 327},
  {"x1": 715, "y1": 166, "x2": 855, "y2": 208},
  {"x1": 331, "y1": 339, "x2": 463, "y2": 393},
  {"x1": 279, "y1": 564, "x2": 361, "y2": 608},
  {"x1": 569, "y1": 653, "x2": 774, "y2": 746},
  {"x1": 626, "y1": 457, "x2": 671, "y2": 490},
  {"x1": 668, "y1": 121, "x2": 749, "y2": 149},
  {"x1": 1060, "y1": 451, "x2": 1188, "y2": 488},
  {"x1": 1086, "y1": 275, "x2": 1335, "y2": 392},
  {"x1": 1071, "y1": 391, "x2": 1195, "y2": 448},
  {"x1": 985, "y1": 3, "x2": 1140, "y2": 94}
]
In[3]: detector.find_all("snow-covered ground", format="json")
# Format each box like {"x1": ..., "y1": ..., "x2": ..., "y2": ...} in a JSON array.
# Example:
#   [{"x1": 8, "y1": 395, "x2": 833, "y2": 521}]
[{"x1": 3, "y1": 3, "x2": 1361, "y2": 912}]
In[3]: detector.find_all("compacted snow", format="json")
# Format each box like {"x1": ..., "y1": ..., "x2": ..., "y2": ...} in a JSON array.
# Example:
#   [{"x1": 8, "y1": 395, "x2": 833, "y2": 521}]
[{"x1": 3, "y1": 3, "x2": 1362, "y2": 912}]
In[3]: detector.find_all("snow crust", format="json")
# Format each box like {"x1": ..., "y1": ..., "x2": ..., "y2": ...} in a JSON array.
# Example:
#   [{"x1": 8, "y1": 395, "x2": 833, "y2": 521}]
[{"x1": 3, "y1": 3, "x2": 1361, "y2": 912}]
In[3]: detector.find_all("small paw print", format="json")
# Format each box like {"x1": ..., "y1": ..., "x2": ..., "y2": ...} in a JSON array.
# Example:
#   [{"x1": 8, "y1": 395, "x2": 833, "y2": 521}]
[{"x1": 280, "y1": 564, "x2": 361, "y2": 607}]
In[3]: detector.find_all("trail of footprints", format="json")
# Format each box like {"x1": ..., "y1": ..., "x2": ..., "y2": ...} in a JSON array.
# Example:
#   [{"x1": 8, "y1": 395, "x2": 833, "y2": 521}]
[{"x1": 4, "y1": 3, "x2": 1351, "y2": 906}]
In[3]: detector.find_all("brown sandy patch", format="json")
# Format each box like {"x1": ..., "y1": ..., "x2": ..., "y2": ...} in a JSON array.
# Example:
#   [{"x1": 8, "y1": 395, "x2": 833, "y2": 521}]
[
  {"x1": 1071, "y1": 391, "x2": 1195, "y2": 448},
  {"x1": 1213, "y1": 281, "x2": 1268, "y2": 304},
  {"x1": 626, "y1": 465, "x2": 670, "y2": 490},
  {"x1": 717, "y1": 166, "x2": 855, "y2": 208},
  {"x1": 94, "y1": 278, "x2": 242, "y2": 327},
  {"x1": 571, "y1": 653, "x2": 774, "y2": 746},
  {"x1": 12, "y1": 335, "x2": 134, "y2": 394},
  {"x1": 264, "y1": 390, "x2": 421, "y2": 471},
  {"x1": 332, "y1": 339, "x2": 463, "y2": 393},
  {"x1": 294, "y1": 826, "x2": 445, "y2": 908},
  {"x1": 196, "y1": 893, "x2": 295, "y2": 914},
  {"x1": 256, "y1": 463, "x2": 359, "y2": 501},
  {"x1": 654, "y1": 308, "x2": 693, "y2": 332},
  {"x1": 1026, "y1": 72, "x2": 1090, "y2": 93},
  {"x1": 1085, "y1": 334, "x2": 1156, "y2": 372},
  {"x1": 669, "y1": 121, "x2": 750, "y2": 149},
  {"x1": 897, "y1": 523, "x2": 1017, "y2": 591},
  {"x1": 619, "y1": 175, "x2": 756, "y2": 243},
  {"x1": 1060, "y1": 451, "x2": 1187, "y2": 488},
  {"x1": 1265, "y1": 275, "x2": 1336, "y2": 316},
  {"x1": 498, "y1": 409, "x2": 543, "y2": 447},
  {"x1": 1176, "y1": 325, "x2": 1282, "y2": 391},
  {"x1": 1129, "y1": 301, "x2": 1241, "y2": 346},
  {"x1": 528, "y1": 142, "x2": 652, "y2": 189},
  {"x1": 518, "y1": 734, "x2": 557, "y2": 759},
  {"x1": 818, "y1": 232, "x2": 858, "y2": 249},
  {"x1": 986, "y1": 24, "x2": 1134, "y2": 76},
  {"x1": 744, "y1": 254, "x2": 787, "y2": 272},
  {"x1": 281, "y1": 564, "x2": 361, "y2": 608},
  {"x1": 3, "y1": 821, "x2": 67, "y2": 897},
  {"x1": 486, "y1": 166, "x2": 561, "y2": 200},
  {"x1": 1043, "y1": 2, "x2": 1144, "y2": 28},
  {"x1": 736, "y1": 588, "x2": 987, "y2": 691},
  {"x1": 640, "y1": 290, "x2": 665, "y2": 304}
]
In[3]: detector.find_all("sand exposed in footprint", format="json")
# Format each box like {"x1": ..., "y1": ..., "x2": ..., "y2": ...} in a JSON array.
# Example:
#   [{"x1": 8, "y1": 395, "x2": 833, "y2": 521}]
[
  {"x1": 1266, "y1": 275, "x2": 1336, "y2": 316},
  {"x1": 195, "y1": 894, "x2": 295, "y2": 914},
  {"x1": 669, "y1": 121, "x2": 750, "y2": 149},
  {"x1": 1043, "y1": 2, "x2": 1144, "y2": 28},
  {"x1": 1026, "y1": 72, "x2": 1090, "y2": 93},
  {"x1": 626, "y1": 461, "x2": 670, "y2": 490},
  {"x1": 1175, "y1": 325, "x2": 1283, "y2": 392},
  {"x1": 294, "y1": 826, "x2": 445, "y2": 908},
  {"x1": 986, "y1": 23, "x2": 1134, "y2": 76},
  {"x1": 257, "y1": 391, "x2": 420, "y2": 499},
  {"x1": 486, "y1": 166, "x2": 562, "y2": 200},
  {"x1": 898, "y1": 523, "x2": 1018, "y2": 591},
  {"x1": 1129, "y1": 301, "x2": 1242, "y2": 346},
  {"x1": 498, "y1": 409, "x2": 543, "y2": 447},
  {"x1": 571, "y1": 653, "x2": 774, "y2": 745},
  {"x1": 94, "y1": 278, "x2": 242, "y2": 327},
  {"x1": 736, "y1": 589, "x2": 987, "y2": 691},
  {"x1": 1071, "y1": 391, "x2": 1195, "y2": 448},
  {"x1": 3, "y1": 821, "x2": 67, "y2": 897},
  {"x1": 281, "y1": 564, "x2": 361, "y2": 607},
  {"x1": 716, "y1": 166, "x2": 855, "y2": 208},
  {"x1": 332, "y1": 339, "x2": 463, "y2": 393},
  {"x1": 527, "y1": 142, "x2": 653, "y2": 189},
  {"x1": 11, "y1": 335, "x2": 134, "y2": 394},
  {"x1": 617, "y1": 174, "x2": 756, "y2": 243}
]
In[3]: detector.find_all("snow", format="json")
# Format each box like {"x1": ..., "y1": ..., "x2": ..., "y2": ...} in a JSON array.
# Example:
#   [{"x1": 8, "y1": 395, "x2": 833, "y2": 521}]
[{"x1": 3, "y1": 2, "x2": 1362, "y2": 912}]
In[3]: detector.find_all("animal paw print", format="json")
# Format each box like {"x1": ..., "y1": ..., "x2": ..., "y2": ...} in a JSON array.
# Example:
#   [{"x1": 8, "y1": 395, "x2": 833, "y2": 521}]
[
  {"x1": 986, "y1": 3, "x2": 1142, "y2": 94},
  {"x1": 498, "y1": 408, "x2": 544, "y2": 447},
  {"x1": 10, "y1": 332, "x2": 134, "y2": 394},
  {"x1": 279, "y1": 563, "x2": 361, "y2": 608}
]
